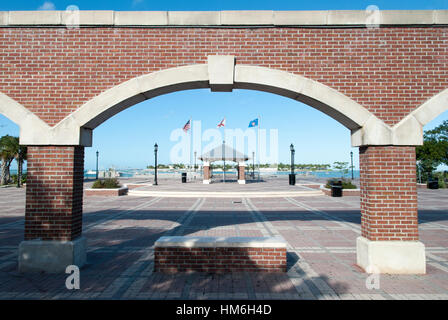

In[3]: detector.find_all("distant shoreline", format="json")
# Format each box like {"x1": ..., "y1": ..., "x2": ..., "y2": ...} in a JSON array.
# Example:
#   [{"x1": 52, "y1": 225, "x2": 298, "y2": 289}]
[{"x1": 83, "y1": 169, "x2": 362, "y2": 179}]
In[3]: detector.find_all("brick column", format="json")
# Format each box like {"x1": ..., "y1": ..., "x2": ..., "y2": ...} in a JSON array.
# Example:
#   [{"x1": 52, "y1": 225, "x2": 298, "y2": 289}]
[
  {"x1": 19, "y1": 146, "x2": 86, "y2": 273},
  {"x1": 203, "y1": 161, "x2": 211, "y2": 184},
  {"x1": 357, "y1": 146, "x2": 425, "y2": 274},
  {"x1": 238, "y1": 162, "x2": 246, "y2": 184}
]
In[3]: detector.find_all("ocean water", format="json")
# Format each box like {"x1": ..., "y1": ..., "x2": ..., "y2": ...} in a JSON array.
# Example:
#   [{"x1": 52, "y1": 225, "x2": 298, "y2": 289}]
[{"x1": 6, "y1": 168, "x2": 359, "y2": 179}]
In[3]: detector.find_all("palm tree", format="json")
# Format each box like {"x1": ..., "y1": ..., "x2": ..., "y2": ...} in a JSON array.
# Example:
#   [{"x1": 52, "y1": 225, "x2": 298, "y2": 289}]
[
  {"x1": 12, "y1": 137, "x2": 27, "y2": 188},
  {"x1": 0, "y1": 135, "x2": 16, "y2": 185}
]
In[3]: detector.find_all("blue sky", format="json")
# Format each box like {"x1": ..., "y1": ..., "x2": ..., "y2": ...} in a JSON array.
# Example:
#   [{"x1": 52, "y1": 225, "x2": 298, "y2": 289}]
[
  {"x1": 0, "y1": 0, "x2": 447, "y2": 171},
  {"x1": 1, "y1": 0, "x2": 448, "y2": 11}
]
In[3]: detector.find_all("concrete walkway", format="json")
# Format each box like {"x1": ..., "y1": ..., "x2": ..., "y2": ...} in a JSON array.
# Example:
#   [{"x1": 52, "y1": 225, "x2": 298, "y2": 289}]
[
  {"x1": 127, "y1": 176, "x2": 325, "y2": 197},
  {"x1": 0, "y1": 186, "x2": 447, "y2": 300},
  {"x1": 120, "y1": 175, "x2": 328, "y2": 192}
]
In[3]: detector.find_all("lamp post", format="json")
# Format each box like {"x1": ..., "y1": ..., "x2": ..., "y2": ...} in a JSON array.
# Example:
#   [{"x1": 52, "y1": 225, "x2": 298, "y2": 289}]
[
  {"x1": 417, "y1": 160, "x2": 422, "y2": 184},
  {"x1": 95, "y1": 151, "x2": 99, "y2": 180},
  {"x1": 289, "y1": 144, "x2": 295, "y2": 185},
  {"x1": 350, "y1": 151, "x2": 354, "y2": 180},
  {"x1": 194, "y1": 151, "x2": 197, "y2": 172},
  {"x1": 290, "y1": 144, "x2": 295, "y2": 174},
  {"x1": 154, "y1": 143, "x2": 158, "y2": 186}
]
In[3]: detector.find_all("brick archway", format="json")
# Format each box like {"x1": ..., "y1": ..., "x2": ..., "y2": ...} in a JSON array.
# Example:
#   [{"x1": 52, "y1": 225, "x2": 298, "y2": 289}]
[
  {"x1": 2, "y1": 9, "x2": 446, "y2": 274},
  {"x1": 16, "y1": 62, "x2": 427, "y2": 274}
]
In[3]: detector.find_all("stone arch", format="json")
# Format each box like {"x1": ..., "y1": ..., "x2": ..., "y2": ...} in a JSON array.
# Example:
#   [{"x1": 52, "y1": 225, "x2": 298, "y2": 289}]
[
  {"x1": 0, "y1": 92, "x2": 50, "y2": 143},
  {"x1": 391, "y1": 88, "x2": 448, "y2": 146},
  {"x1": 50, "y1": 59, "x2": 393, "y2": 146},
  {"x1": 402, "y1": 88, "x2": 448, "y2": 126}
]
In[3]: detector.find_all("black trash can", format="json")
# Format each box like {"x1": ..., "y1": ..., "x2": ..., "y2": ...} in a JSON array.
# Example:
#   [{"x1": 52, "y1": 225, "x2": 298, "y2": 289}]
[
  {"x1": 289, "y1": 173, "x2": 296, "y2": 185},
  {"x1": 331, "y1": 181, "x2": 343, "y2": 197},
  {"x1": 427, "y1": 178, "x2": 439, "y2": 189},
  {"x1": 181, "y1": 172, "x2": 187, "y2": 183}
]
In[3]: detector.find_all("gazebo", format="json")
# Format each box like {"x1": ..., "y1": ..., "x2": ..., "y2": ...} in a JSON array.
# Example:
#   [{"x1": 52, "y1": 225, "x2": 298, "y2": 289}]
[{"x1": 199, "y1": 144, "x2": 249, "y2": 184}]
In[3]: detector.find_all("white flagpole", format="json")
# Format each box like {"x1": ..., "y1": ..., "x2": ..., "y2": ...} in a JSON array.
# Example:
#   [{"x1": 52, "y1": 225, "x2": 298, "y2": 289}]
[
  {"x1": 257, "y1": 115, "x2": 261, "y2": 181},
  {"x1": 222, "y1": 117, "x2": 225, "y2": 183},
  {"x1": 190, "y1": 116, "x2": 192, "y2": 173}
]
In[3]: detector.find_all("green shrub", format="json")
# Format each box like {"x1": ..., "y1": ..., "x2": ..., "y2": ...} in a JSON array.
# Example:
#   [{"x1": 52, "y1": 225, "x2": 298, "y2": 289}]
[
  {"x1": 92, "y1": 178, "x2": 121, "y2": 189},
  {"x1": 11, "y1": 174, "x2": 27, "y2": 185},
  {"x1": 435, "y1": 172, "x2": 447, "y2": 189},
  {"x1": 325, "y1": 178, "x2": 357, "y2": 189}
]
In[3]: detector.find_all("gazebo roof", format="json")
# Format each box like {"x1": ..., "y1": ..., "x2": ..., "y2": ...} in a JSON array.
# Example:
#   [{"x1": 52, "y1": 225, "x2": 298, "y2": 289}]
[{"x1": 199, "y1": 144, "x2": 249, "y2": 162}]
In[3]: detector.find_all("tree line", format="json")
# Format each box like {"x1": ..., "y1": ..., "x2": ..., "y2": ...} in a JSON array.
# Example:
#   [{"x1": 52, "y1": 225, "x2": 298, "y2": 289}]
[
  {"x1": 0, "y1": 135, "x2": 27, "y2": 187},
  {"x1": 416, "y1": 120, "x2": 448, "y2": 183}
]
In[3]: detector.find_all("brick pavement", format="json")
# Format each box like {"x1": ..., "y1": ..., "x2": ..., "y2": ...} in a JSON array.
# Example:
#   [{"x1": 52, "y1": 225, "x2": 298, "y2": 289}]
[{"x1": 0, "y1": 185, "x2": 447, "y2": 300}]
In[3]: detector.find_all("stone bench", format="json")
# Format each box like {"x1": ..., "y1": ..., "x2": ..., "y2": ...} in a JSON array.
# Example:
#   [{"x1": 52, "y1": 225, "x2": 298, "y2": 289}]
[
  {"x1": 154, "y1": 236, "x2": 287, "y2": 273},
  {"x1": 85, "y1": 185, "x2": 128, "y2": 196},
  {"x1": 321, "y1": 186, "x2": 361, "y2": 197}
]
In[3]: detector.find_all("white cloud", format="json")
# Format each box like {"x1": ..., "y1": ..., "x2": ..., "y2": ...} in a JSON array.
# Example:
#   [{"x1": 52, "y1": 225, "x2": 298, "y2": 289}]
[{"x1": 38, "y1": 1, "x2": 56, "y2": 10}]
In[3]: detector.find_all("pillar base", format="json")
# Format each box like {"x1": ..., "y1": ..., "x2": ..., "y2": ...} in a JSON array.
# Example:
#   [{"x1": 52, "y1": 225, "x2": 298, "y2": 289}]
[
  {"x1": 238, "y1": 180, "x2": 246, "y2": 184},
  {"x1": 18, "y1": 236, "x2": 86, "y2": 273},
  {"x1": 356, "y1": 236, "x2": 426, "y2": 274},
  {"x1": 203, "y1": 179, "x2": 210, "y2": 184}
]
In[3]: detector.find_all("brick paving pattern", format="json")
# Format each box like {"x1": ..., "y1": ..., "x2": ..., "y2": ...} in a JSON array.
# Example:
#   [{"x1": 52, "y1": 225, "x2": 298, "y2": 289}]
[{"x1": 0, "y1": 184, "x2": 447, "y2": 300}]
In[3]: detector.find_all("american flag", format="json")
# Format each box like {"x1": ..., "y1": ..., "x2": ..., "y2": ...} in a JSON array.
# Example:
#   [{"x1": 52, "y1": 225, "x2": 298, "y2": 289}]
[
  {"x1": 217, "y1": 118, "x2": 226, "y2": 128},
  {"x1": 182, "y1": 119, "x2": 191, "y2": 133}
]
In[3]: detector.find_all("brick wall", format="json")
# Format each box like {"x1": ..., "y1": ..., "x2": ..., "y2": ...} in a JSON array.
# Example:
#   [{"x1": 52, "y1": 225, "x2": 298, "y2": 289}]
[
  {"x1": 25, "y1": 146, "x2": 84, "y2": 241},
  {"x1": 154, "y1": 247, "x2": 287, "y2": 273},
  {"x1": 0, "y1": 27, "x2": 447, "y2": 127},
  {"x1": 359, "y1": 146, "x2": 418, "y2": 241}
]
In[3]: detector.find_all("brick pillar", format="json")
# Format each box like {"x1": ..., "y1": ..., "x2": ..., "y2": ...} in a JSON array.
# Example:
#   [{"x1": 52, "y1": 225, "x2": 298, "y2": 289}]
[
  {"x1": 203, "y1": 161, "x2": 211, "y2": 184},
  {"x1": 357, "y1": 146, "x2": 425, "y2": 274},
  {"x1": 19, "y1": 146, "x2": 86, "y2": 273},
  {"x1": 238, "y1": 162, "x2": 246, "y2": 184}
]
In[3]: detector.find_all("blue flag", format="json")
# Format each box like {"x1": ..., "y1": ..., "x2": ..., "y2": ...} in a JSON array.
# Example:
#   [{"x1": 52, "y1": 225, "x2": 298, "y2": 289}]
[{"x1": 248, "y1": 118, "x2": 258, "y2": 128}]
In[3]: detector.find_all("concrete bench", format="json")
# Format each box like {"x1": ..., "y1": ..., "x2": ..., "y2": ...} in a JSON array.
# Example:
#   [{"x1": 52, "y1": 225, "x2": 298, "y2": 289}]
[{"x1": 154, "y1": 236, "x2": 287, "y2": 273}]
